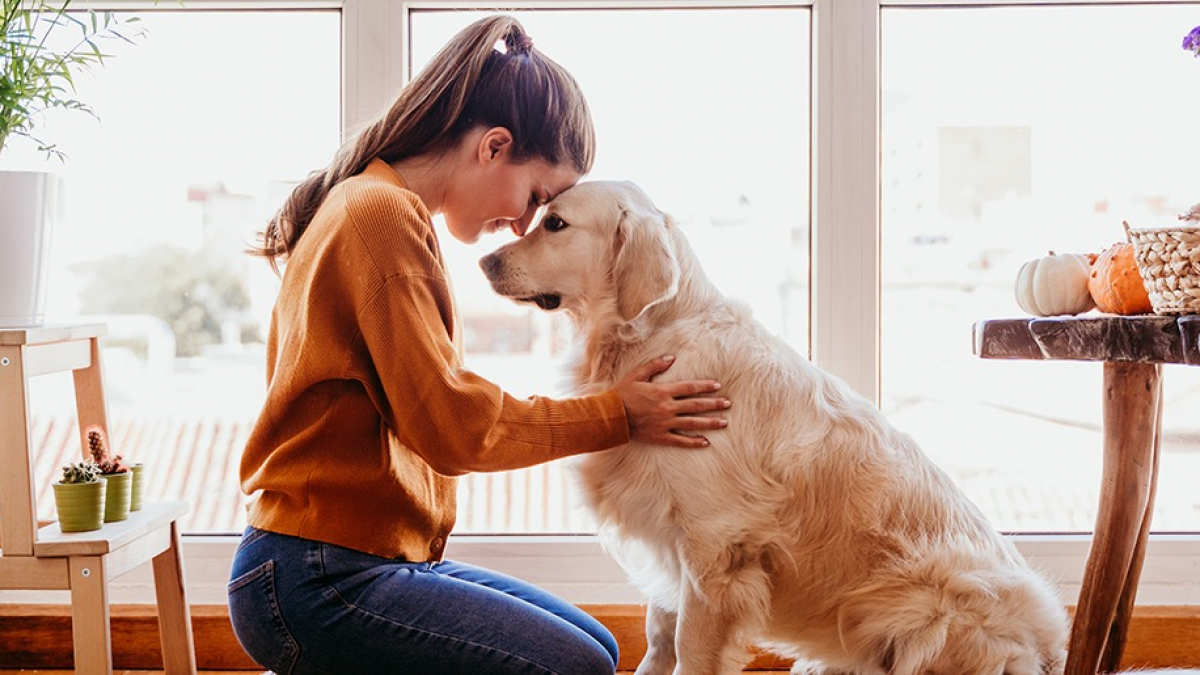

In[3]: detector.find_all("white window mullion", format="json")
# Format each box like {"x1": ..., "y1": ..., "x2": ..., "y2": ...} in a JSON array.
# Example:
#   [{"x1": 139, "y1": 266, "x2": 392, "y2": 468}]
[
  {"x1": 343, "y1": 0, "x2": 408, "y2": 138},
  {"x1": 810, "y1": 0, "x2": 880, "y2": 403}
]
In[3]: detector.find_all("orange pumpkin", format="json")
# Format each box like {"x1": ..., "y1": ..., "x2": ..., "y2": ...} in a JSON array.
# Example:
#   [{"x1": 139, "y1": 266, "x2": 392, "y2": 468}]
[{"x1": 1088, "y1": 242, "x2": 1152, "y2": 315}]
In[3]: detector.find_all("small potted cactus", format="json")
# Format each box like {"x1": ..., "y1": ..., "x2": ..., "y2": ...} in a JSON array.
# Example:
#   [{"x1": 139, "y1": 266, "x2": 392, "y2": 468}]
[
  {"x1": 87, "y1": 427, "x2": 133, "y2": 523},
  {"x1": 52, "y1": 461, "x2": 106, "y2": 533}
]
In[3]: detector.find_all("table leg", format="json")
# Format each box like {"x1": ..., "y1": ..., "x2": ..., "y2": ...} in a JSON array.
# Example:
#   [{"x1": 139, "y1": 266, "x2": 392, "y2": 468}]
[
  {"x1": 1099, "y1": 376, "x2": 1162, "y2": 673},
  {"x1": 1065, "y1": 362, "x2": 1162, "y2": 675}
]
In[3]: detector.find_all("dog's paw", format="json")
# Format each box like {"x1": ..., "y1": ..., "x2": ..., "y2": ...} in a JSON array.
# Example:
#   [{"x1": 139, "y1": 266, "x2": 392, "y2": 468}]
[{"x1": 632, "y1": 654, "x2": 675, "y2": 675}]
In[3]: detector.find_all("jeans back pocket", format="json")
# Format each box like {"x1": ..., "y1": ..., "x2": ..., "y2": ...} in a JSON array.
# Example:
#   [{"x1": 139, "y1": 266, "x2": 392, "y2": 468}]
[{"x1": 228, "y1": 559, "x2": 300, "y2": 674}]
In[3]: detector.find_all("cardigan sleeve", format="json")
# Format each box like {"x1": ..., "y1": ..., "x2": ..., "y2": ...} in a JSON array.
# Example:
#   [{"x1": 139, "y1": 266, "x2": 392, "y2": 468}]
[{"x1": 342, "y1": 183, "x2": 629, "y2": 476}]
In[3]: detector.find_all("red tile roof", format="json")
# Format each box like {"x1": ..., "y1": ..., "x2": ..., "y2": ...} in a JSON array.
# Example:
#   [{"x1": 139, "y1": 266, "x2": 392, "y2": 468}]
[
  {"x1": 31, "y1": 414, "x2": 255, "y2": 533},
  {"x1": 29, "y1": 414, "x2": 595, "y2": 535}
]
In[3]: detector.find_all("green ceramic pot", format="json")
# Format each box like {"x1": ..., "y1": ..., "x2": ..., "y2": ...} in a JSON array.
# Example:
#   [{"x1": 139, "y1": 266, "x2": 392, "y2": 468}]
[
  {"x1": 52, "y1": 480, "x2": 106, "y2": 533},
  {"x1": 101, "y1": 471, "x2": 132, "y2": 523},
  {"x1": 129, "y1": 463, "x2": 145, "y2": 511}
]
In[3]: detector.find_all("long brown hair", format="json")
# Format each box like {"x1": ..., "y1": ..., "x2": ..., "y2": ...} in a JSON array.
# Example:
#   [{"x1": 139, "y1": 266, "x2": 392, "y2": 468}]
[{"x1": 252, "y1": 15, "x2": 595, "y2": 272}]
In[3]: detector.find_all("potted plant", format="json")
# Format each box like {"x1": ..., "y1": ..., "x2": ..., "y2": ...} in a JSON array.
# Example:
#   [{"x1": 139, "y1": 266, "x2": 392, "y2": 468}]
[
  {"x1": 51, "y1": 460, "x2": 105, "y2": 533},
  {"x1": 0, "y1": 1, "x2": 143, "y2": 326},
  {"x1": 87, "y1": 426, "x2": 132, "y2": 522},
  {"x1": 128, "y1": 460, "x2": 145, "y2": 511}
]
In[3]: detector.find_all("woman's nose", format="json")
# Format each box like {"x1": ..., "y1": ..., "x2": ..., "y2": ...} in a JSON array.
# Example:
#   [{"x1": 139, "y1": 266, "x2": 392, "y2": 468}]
[{"x1": 511, "y1": 207, "x2": 538, "y2": 237}]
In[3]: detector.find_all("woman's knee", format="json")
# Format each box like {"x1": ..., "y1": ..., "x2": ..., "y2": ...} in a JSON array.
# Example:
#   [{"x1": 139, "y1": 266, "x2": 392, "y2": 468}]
[{"x1": 560, "y1": 637, "x2": 619, "y2": 675}]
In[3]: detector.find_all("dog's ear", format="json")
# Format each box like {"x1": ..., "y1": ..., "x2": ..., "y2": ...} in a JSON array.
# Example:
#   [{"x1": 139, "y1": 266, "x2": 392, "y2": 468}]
[{"x1": 612, "y1": 200, "x2": 680, "y2": 322}]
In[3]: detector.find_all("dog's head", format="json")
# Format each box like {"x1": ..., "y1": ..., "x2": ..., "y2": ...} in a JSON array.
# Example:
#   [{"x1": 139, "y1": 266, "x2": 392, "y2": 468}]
[{"x1": 479, "y1": 181, "x2": 680, "y2": 322}]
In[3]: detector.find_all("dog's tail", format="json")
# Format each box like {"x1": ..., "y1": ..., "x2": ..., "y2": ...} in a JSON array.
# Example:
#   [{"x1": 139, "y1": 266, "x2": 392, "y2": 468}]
[{"x1": 834, "y1": 541, "x2": 1068, "y2": 675}]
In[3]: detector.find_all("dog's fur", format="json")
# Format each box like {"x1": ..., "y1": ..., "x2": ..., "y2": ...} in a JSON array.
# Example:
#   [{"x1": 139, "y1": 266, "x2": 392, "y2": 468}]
[{"x1": 479, "y1": 181, "x2": 1168, "y2": 675}]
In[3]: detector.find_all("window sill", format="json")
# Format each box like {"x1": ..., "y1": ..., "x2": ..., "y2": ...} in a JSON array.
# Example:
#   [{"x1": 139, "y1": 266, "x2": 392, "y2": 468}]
[{"x1": 3, "y1": 532, "x2": 1198, "y2": 606}]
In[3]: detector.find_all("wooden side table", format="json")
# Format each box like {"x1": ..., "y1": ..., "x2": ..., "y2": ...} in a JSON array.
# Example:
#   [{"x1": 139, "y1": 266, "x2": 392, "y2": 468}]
[{"x1": 973, "y1": 314, "x2": 1200, "y2": 675}]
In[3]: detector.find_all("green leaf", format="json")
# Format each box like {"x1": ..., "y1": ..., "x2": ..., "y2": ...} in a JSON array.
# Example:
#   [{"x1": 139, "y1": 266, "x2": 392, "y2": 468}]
[{"x1": 1, "y1": 0, "x2": 148, "y2": 161}]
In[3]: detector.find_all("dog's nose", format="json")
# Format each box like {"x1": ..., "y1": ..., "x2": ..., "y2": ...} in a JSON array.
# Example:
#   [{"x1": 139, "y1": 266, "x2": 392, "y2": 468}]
[{"x1": 479, "y1": 252, "x2": 502, "y2": 281}]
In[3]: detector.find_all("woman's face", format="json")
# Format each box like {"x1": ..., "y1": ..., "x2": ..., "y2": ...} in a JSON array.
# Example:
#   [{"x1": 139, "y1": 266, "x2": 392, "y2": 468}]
[{"x1": 443, "y1": 128, "x2": 582, "y2": 244}]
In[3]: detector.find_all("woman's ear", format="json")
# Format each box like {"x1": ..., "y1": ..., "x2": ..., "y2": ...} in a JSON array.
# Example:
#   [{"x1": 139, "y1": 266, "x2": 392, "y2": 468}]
[{"x1": 479, "y1": 127, "x2": 514, "y2": 163}]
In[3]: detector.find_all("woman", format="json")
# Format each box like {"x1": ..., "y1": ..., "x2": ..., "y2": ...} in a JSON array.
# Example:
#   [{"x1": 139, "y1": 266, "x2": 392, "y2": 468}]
[{"x1": 227, "y1": 14, "x2": 730, "y2": 675}]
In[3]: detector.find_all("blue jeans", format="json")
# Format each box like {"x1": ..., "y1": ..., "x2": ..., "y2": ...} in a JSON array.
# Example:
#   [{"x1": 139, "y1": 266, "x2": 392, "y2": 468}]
[{"x1": 227, "y1": 527, "x2": 619, "y2": 675}]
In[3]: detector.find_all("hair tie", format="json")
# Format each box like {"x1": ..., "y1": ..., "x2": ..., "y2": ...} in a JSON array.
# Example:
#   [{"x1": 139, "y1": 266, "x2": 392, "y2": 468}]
[{"x1": 505, "y1": 32, "x2": 534, "y2": 55}]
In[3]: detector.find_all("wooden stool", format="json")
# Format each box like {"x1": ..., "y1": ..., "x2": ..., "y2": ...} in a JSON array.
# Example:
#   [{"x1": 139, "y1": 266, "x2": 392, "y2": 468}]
[{"x1": 0, "y1": 323, "x2": 197, "y2": 674}]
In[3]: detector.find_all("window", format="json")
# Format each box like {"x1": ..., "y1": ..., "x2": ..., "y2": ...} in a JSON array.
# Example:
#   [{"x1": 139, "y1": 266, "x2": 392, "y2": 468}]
[
  {"x1": 3, "y1": 0, "x2": 1196, "y2": 609},
  {"x1": 880, "y1": 4, "x2": 1200, "y2": 532},
  {"x1": 1, "y1": 9, "x2": 341, "y2": 534}
]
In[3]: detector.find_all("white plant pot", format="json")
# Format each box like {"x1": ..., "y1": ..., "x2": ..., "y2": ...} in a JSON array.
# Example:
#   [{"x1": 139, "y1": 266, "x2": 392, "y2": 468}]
[{"x1": 0, "y1": 171, "x2": 59, "y2": 327}]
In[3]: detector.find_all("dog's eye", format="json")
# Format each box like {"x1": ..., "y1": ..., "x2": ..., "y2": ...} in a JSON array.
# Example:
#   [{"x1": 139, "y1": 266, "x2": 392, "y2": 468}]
[{"x1": 542, "y1": 215, "x2": 568, "y2": 233}]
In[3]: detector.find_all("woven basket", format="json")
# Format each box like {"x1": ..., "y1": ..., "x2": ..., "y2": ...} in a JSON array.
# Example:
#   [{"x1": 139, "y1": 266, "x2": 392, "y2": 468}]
[{"x1": 1127, "y1": 223, "x2": 1200, "y2": 315}]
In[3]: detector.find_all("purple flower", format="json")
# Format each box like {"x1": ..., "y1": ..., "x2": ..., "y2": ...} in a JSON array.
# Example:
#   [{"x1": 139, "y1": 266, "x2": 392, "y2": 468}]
[{"x1": 1184, "y1": 26, "x2": 1200, "y2": 57}]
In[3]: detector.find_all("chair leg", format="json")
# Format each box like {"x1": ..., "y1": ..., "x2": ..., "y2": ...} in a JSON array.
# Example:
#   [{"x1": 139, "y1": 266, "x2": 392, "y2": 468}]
[
  {"x1": 153, "y1": 521, "x2": 197, "y2": 674},
  {"x1": 72, "y1": 336, "x2": 111, "y2": 459},
  {"x1": 69, "y1": 555, "x2": 113, "y2": 675}
]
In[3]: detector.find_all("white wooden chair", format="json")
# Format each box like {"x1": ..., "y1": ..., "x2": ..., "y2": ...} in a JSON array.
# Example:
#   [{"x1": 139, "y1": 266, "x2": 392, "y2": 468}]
[{"x1": 0, "y1": 323, "x2": 196, "y2": 674}]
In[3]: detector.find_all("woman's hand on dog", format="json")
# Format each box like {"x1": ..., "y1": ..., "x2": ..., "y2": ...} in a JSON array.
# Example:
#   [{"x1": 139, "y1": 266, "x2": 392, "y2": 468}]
[{"x1": 614, "y1": 355, "x2": 730, "y2": 449}]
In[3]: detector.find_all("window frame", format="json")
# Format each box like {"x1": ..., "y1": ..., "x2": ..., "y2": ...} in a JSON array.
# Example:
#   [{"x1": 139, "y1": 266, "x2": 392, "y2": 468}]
[{"x1": 8, "y1": 0, "x2": 1196, "y2": 607}]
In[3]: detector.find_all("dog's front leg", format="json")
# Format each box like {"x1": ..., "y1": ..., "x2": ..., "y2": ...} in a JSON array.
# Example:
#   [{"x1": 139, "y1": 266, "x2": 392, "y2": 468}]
[
  {"x1": 634, "y1": 602, "x2": 678, "y2": 675},
  {"x1": 668, "y1": 539, "x2": 773, "y2": 674},
  {"x1": 671, "y1": 570, "x2": 765, "y2": 674}
]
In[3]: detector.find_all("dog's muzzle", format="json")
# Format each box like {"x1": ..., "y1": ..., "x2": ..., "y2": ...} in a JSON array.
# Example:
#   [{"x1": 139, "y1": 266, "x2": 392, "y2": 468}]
[
  {"x1": 479, "y1": 252, "x2": 503, "y2": 282},
  {"x1": 478, "y1": 252, "x2": 562, "y2": 310}
]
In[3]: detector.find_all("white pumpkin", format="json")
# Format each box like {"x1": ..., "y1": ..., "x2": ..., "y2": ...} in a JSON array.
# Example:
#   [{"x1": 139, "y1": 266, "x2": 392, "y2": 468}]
[{"x1": 1014, "y1": 251, "x2": 1096, "y2": 317}]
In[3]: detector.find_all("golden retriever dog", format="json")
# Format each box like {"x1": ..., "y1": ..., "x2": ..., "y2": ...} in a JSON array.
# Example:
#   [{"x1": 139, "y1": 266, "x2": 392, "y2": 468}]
[{"x1": 478, "y1": 181, "x2": 1185, "y2": 675}]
